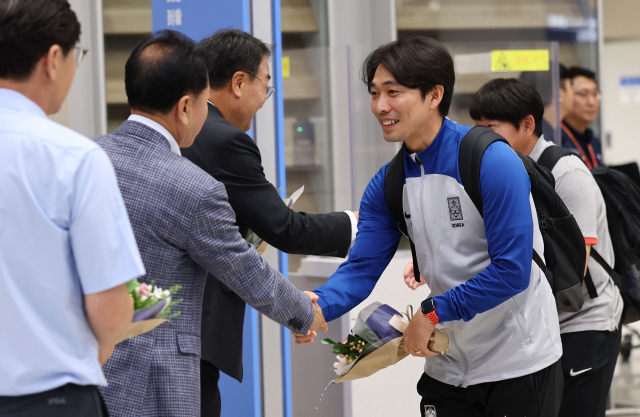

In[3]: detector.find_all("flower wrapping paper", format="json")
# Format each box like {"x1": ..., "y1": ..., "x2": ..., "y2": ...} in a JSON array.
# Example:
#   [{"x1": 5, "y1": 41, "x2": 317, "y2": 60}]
[
  {"x1": 116, "y1": 282, "x2": 182, "y2": 344},
  {"x1": 330, "y1": 302, "x2": 456, "y2": 383}
]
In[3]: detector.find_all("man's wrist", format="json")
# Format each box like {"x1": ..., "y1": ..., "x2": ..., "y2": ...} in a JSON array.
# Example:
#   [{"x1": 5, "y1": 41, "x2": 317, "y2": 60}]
[{"x1": 421, "y1": 297, "x2": 440, "y2": 325}]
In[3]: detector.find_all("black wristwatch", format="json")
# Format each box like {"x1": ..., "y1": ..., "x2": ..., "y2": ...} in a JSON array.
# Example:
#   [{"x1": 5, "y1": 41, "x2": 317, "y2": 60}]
[{"x1": 421, "y1": 297, "x2": 439, "y2": 324}]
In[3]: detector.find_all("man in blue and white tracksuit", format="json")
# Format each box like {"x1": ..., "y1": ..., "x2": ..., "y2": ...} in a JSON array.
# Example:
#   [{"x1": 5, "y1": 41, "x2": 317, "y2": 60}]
[{"x1": 307, "y1": 38, "x2": 564, "y2": 416}]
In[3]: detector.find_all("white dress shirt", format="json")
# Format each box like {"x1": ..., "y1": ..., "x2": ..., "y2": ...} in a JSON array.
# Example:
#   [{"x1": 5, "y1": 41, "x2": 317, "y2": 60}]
[{"x1": 128, "y1": 114, "x2": 181, "y2": 155}]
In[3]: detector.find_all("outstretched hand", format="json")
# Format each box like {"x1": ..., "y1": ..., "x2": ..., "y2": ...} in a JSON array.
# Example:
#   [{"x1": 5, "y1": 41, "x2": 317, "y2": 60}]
[
  {"x1": 404, "y1": 260, "x2": 427, "y2": 290},
  {"x1": 294, "y1": 291, "x2": 328, "y2": 345}
]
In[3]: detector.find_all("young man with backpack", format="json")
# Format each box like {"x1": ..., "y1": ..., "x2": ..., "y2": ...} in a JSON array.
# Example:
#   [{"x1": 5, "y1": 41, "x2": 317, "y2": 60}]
[
  {"x1": 301, "y1": 37, "x2": 564, "y2": 417},
  {"x1": 469, "y1": 77, "x2": 623, "y2": 417}
]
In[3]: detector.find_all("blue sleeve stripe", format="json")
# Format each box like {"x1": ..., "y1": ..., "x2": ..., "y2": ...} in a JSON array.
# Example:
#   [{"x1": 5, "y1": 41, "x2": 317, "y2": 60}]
[{"x1": 313, "y1": 165, "x2": 402, "y2": 322}]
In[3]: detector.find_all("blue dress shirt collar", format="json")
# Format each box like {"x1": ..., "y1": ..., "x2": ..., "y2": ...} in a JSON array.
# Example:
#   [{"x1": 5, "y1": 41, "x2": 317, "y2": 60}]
[{"x1": 0, "y1": 88, "x2": 46, "y2": 118}]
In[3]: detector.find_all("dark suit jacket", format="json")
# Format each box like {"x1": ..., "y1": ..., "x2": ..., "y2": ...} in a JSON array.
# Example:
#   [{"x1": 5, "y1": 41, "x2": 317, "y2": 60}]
[{"x1": 181, "y1": 104, "x2": 352, "y2": 381}]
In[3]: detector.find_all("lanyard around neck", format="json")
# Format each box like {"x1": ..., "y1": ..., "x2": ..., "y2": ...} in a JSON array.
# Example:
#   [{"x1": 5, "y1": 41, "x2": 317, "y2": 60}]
[{"x1": 561, "y1": 122, "x2": 598, "y2": 169}]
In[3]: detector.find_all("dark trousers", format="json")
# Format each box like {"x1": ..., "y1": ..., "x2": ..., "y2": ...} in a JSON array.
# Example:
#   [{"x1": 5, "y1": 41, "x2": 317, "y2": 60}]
[
  {"x1": 559, "y1": 328, "x2": 622, "y2": 417},
  {"x1": 201, "y1": 359, "x2": 222, "y2": 417},
  {"x1": 417, "y1": 360, "x2": 564, "y2": 417},
  {"x1": 0, "y1": 383, "x2": 107, "y2": 417}
]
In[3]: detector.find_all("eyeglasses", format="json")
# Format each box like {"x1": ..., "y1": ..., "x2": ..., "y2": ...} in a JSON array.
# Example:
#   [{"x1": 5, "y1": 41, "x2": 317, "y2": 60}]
[
  {"x1": 73, "y1": 46, "x2": 89, "y2": 67},
  {"x1": 248, "y1": 72, "x2": 275, "y2": 99},
  {"x1": 574, "y1": 89, "x2": 601, "y2": 101}
]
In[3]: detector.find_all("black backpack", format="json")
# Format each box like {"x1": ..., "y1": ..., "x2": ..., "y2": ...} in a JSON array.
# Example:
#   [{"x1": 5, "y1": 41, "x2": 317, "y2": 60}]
[
  {"x1": 538, "y1": 146, "x2": 640, "y2": 324},
  {"x1": 385, "y1": 126, "x2": 587, "y2": 313}
]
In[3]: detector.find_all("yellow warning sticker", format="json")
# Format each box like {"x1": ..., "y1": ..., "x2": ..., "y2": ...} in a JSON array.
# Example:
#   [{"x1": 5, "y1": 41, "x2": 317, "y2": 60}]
[
  {"x1": 282, "y1": 56, "x2": 290, "y2": 78},
  {"x1": 491, "y1": 50, "x2": 550, "y2": 72}
]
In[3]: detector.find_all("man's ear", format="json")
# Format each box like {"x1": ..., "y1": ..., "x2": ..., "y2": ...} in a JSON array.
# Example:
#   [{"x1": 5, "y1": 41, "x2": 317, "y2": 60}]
[
  {"x1": 176, "y1": 94, "x2": 191, "y2": 126},
  {"x1": 230, "y1": 71, "x2": 246, "y2": 98},
  {"x1": 43, "y1": 44, "x2": 63, "y2": 81},
  {"x1": 428, "y1": 85, "x2": 445, "y2": 110},
  {"x1": 521, "y1": 114, "x2": 536, "y2": 136}
]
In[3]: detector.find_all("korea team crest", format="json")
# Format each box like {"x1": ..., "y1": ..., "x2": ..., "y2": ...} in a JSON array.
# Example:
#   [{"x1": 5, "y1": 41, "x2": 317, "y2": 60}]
[
  {"x1": 424, "y1": 405, "x2": 437, "y2": 417},
  {"x1": 447, "y1": 197, "x2": 463, "y2": 222}
]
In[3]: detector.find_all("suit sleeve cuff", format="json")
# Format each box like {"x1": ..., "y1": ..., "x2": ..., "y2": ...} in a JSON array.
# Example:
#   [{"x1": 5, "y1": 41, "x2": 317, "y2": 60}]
[
  {"x1": 344, "y1": 211, "x2": 358, "y2": 245},
  {"x1": 433, "y1": 294, "x2": 459, "y2": 323}
]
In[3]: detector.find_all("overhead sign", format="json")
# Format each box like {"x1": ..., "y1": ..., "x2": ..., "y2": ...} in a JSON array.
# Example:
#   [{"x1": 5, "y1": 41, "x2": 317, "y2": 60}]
[
  {"x1": 620, "y1": 76, "x2": 640, "y2": 105},
  {"x1": 491, "y1": 49, "x2": 550, "y2": 72},
  {"x1": 152, "y1": 0, "x2": 249, "y2": 41}
]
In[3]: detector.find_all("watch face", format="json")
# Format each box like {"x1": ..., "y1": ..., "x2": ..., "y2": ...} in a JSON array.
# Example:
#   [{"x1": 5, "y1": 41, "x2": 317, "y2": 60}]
[{"x1": 422, "y1": 298, "x2": 435, "y2": 314}]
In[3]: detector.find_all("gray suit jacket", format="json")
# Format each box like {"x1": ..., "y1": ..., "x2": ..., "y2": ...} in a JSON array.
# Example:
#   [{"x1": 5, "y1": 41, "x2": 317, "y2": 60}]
[{"x1": 95, "y1": 121, "x2": 314, "y2": 417}]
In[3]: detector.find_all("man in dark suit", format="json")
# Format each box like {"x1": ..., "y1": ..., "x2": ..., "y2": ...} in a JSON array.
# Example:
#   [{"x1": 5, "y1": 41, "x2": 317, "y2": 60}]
[
  {"x1": 181, "y1": 29, "x2": 357, "y2": 417},
  {"x1": 95, "y1": 30, "x2": 327, "y2": 417}
]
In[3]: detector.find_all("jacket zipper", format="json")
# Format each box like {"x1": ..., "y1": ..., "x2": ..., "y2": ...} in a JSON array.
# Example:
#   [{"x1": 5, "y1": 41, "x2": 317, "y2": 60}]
[
  {"x1": 415, "y1": 156, "x2": 436, "y2": 285},
  {"x1": 450, "y1": 330, "x2": 468, "y2": 387},
  {"x1": 415, "y1": 155, "x2": 468, "y2": 385}
]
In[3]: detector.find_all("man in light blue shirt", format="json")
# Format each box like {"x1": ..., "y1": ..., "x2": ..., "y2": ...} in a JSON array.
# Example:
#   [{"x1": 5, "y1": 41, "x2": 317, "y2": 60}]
[{"x1": 0, "y1": 1, "x2": 145, "y2": 415}]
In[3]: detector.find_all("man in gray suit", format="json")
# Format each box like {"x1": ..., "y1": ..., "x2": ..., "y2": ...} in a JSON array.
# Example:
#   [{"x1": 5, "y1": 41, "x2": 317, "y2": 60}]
[{"x1": 95, "y1": 30, "x2": 326, "y2": 417}]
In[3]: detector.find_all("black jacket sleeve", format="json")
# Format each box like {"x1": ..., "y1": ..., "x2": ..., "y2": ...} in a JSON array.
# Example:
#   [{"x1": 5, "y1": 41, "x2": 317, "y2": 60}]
[{"x1": 187, "y1": 126, "x2": 352, "y2": 257}]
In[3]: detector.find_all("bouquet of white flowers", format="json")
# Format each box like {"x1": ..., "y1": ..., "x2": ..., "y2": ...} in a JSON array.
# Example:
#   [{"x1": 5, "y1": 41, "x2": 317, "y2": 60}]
[
  {"x1": 322, "y1": 302, "x2": 456, "y2": 383},
  {"x1": 116, "y1": 279, "x2": 183, "y2": 343}
]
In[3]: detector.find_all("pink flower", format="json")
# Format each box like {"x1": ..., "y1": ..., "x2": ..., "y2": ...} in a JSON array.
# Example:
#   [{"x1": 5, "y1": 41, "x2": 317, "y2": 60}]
[{"x1": 139, "y1": 283, "x2": 150, "y2": 297}]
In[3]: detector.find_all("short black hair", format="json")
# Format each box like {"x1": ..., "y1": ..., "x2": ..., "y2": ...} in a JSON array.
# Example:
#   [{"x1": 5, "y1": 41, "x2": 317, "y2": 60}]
[
  {"x1": 0, "y1": 0, "x2": 80, "y2": 81},
  {"x1": 559, "y1": 63, "x2": 572, "y2": 91},
  {"x1": 125, "y1": 30, "x2": 208, "y2": 114},
  {"x1": 559, "y1": 63, "x2": 570, "y2": 83},
  {"x1": 469, "y1": 78, "x2": 544, "y2": 137},
  {"x1": 199, "y1": 29, "x2": 272, "y2": 90},
  {"x1": 361, "y1": 37, "x2": 455, "y2": 117},
  {"x1": 568, "y1": 66, "x2": 597, "y2": 84}
]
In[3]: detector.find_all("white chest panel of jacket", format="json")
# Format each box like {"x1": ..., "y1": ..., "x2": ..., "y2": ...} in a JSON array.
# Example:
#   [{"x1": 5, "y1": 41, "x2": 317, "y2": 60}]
[{"x1": 403, "y1": 171, "x2": 562, "y2": 387}]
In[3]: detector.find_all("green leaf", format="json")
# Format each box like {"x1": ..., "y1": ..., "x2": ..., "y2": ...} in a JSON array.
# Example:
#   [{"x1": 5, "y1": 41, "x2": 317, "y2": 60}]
[
  {"x1": 126, "y1": 279, "x2": 140, "y2": 293},
  {"x1": 135, "y1": 295, "x2": 157, "y2": 310},
  {"x1": 159, "y1": 310, "x2": 181, "y2": 320},
  {"x1": 321, "y1": 338, "x2": 337, "y2": 345},
  {"x1": 157, "y1": 298, "x2": 183, "y2": 319}
]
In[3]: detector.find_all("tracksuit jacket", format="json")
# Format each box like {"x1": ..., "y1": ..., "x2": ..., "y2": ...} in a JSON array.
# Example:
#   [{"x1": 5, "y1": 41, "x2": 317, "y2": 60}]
[{"x1": 314, "y1": 118, "x2": 562, "y2": 387}]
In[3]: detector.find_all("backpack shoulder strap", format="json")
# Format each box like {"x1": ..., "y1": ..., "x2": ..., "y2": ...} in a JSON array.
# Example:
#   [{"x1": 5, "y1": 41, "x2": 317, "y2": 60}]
[
  {"x1": 385, "y1": 146, "x2": 406, "y2": 234},
  {"x1": 590, "y1": 248, "x2": 621, "y2": 292},
  {"x1": 384, "y1": 145, "x2": 422, "y2": 281},
  {"x1": 538, "y1": 145, "x2": 581, "y2": 172},
  {"x1": 458, "y1": 128, "x2": 550, "y2": 277},
  {"x1": 458, "y1": 126, "x2": 509, "y2": 217}
]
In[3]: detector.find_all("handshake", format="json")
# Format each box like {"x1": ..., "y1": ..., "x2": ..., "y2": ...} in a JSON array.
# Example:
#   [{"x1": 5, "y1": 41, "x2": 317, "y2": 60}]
[{"x1": 293, "y1": 291, "x2": 328, "y2": 344}]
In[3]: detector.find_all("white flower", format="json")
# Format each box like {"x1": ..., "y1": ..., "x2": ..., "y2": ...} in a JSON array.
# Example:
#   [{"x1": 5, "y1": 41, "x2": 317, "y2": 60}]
[
  {"x1": 333, "y1": 355, "x2": 350, "y2": 375},
  {"x1": 153, "y1": 287, "x2": 164, "y2": 299},
  {"x1": 163, "y1": 289, "x2": 170, "y2": 298},
  {"x1": 140, "y1": 295, "x2": 148, "y2": 302}
]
